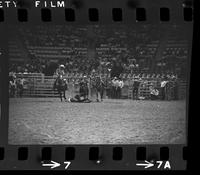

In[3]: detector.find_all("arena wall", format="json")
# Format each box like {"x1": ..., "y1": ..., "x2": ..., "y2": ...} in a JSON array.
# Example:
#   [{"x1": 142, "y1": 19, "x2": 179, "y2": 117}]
[{"x1": 11, "y1": 74, "x2": 187, "y2": 100}]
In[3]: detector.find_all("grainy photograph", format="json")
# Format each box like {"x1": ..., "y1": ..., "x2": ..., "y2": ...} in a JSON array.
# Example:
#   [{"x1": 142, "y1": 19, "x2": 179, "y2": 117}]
[{"x1": 8, "y1": 24, "x2": 190, "y2": 144}]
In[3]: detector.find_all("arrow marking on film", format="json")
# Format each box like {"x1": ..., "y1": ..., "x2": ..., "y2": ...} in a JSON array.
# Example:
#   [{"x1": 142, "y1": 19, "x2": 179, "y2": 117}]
[
  {"x1": 136, "y1": 160, "x2": 154, "y2": 169},
  {"x1": 42, "y1": 160, "x2": 61, "y2": 169}
]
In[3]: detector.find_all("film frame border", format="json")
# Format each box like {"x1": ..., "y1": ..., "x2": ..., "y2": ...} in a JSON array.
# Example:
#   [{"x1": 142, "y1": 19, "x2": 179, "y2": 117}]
[
  {"x1": 0, "y1": 3, "x2": 194, "y2": 23},
  {"x1": 0, "y1": 0, "x2": 194, "y2": 171}
]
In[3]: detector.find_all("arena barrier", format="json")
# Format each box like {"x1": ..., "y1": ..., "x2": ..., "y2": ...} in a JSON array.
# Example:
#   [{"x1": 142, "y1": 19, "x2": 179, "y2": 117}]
[{"x1": 12, "y1": 74, "x2": 187, "y2": 100}]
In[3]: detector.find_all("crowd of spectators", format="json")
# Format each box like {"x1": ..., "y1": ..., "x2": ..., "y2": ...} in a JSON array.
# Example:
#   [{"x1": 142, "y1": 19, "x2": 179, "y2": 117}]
[
  {"x1": 9, "y1": 59, "x2": 46, "y2": 74},
  {"x1": 8, "y1": 24, "x2": 189, "y2": 79},
  {"x1": 9, "y1": 58, "x2": 182, "y2": 81}
]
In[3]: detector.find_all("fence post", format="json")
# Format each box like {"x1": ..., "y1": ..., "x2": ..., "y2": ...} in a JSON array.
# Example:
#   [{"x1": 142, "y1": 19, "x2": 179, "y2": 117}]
[
  {"x1": 33, "y1": 77, "x2": 36, "y2": 97},
  {"x1": 88, "y1": 78, "x2": 92, "y2": 99},
  {"x1": 41, "y1": 74, "x2": 44, "y2": 84}
]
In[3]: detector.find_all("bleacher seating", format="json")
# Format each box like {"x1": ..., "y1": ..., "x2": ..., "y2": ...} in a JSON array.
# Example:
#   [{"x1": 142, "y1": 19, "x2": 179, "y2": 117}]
[{"x1": 8, "y1": 24, "x2": 189, "y2": 77}]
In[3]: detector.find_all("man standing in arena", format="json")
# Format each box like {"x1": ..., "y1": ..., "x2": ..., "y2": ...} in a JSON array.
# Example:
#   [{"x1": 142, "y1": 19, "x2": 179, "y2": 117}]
[
  {"x1": 79, "y1": 76, "x2": 89, "y2": 100},
  {"x1": 17, "y1": 77, "x2": 25, "y2": 98},
  {"x1": 160, "y1": 77, "x2": 168, "y2": 100},
  {"x1": 111, "y1": 77, "x2": 118, "y2": 99},
  {"x1": 9, "y1": 72, "x2": 16, "y2": 83},
  {"x1": 9, "y1": 72, "x2": 17, "y2": 97},
  {"x1": 132, "y1": 77, "x2": 141, "y2": 100},
  {"x1": 117, "y1": 78, "x2": 124, "y2": 99}
]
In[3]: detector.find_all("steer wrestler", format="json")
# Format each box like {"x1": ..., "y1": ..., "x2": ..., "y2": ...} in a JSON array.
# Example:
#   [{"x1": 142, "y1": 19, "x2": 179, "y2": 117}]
[
  {"x1": 68, "y1": 94, "x2": 91, "y2": 103},
  {"x1": 68, "y1": 79, "x2": 91, "y2": 103}
]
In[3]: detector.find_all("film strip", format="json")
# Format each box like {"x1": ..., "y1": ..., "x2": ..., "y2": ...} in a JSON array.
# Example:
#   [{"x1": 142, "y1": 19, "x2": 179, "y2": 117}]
[
  {"x1": 0, "y1": 0, "x2": 194, "y2": 171},
  {"x1": 0, "y1": 145, "x2": 187, "y2": 170},
  {"x1": 0, "y1": 2, "x2": 194, "y2": 22}
]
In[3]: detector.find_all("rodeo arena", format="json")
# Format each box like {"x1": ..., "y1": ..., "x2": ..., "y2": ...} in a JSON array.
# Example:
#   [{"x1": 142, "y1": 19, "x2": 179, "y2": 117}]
[{"x1": 8, "y1": 24, "x2": 188, "y2": 144}]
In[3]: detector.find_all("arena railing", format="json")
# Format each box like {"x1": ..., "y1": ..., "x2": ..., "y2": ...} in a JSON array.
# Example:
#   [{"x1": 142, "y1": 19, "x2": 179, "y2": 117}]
[{"x1": 11, "y1": 73, "x2": 186, "y2": 100}]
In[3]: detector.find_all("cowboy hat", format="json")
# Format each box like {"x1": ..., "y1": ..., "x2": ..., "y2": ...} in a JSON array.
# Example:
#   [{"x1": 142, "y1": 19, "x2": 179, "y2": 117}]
[{"x1": 59, "y1": 64, "x2": 65, "y2": 68}]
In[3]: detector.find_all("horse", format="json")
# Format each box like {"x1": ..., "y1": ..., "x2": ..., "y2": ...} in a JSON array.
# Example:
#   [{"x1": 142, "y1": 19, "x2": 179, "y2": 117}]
[
  {"x1": 91, "y1": 76, "x2": 105, "y2": 102},
  {"x1": 53, "y1": 76, "x2": 68, "y2": 101}
]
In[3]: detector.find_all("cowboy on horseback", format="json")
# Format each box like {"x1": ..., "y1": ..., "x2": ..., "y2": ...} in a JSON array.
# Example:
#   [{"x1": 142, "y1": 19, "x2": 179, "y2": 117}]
[
  {"x1": 54, "y1": 64, "x2": 66, "y2": 87},
  {"x1": 53, "y1": 64, "x2": 68, "y2": 101},
  {"x1": 55, "y1": 64, "x2": 65, "y2": 77}
]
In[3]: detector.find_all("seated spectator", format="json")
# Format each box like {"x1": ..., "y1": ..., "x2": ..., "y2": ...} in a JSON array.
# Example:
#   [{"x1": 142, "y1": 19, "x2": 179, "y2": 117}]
[{"x1": 149, "y1": 85, "x2": 159, "y2": 100}]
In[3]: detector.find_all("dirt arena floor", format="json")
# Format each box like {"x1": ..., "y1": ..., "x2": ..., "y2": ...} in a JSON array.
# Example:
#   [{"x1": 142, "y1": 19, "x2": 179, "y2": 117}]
[{"x1": 8, "y1": 98, "x2": 186, "y2": 144}]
